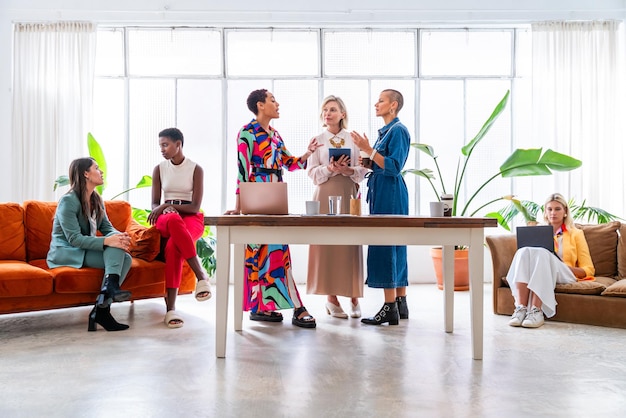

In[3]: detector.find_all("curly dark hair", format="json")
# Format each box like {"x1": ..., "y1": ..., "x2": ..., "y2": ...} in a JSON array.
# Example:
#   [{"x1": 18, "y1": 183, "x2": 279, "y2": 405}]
[{"x1": 246, "y1": 89, "x2": 269, "y2": 115}]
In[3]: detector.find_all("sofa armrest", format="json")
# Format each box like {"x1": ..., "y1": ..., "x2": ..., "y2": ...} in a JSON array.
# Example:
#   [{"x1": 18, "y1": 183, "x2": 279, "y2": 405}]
[{"x1": 485, "y1": 234, "x2": 517, "y2": 289}]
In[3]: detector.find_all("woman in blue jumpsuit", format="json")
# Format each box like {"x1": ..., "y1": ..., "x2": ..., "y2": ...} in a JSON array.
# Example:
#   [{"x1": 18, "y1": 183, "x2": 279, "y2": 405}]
[{"x1": 351, "y1": 89, "x2": 410, "y2": 325}]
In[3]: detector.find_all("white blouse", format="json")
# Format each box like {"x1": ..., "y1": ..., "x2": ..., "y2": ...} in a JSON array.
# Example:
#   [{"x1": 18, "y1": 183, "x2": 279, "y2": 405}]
[{"x1": 307, "y1": 129, "x2": 369, "y2": 186}]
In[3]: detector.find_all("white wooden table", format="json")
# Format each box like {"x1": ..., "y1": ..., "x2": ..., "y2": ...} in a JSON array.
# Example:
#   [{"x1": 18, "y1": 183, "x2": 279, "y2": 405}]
[{"x1": 204, "y1": 215, "x2": 497, "y2": 360}]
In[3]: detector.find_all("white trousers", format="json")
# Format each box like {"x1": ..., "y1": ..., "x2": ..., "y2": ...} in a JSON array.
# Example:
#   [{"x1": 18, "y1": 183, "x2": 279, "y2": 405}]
[{"x1": 506, "y1": 247, "x2": 576, "y2": 318}]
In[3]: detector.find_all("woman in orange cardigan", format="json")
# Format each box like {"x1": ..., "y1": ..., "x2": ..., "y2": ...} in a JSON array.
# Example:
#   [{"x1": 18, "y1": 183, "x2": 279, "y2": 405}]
[{"x1": 507, "y1": 193, "x2": 594, "y2": 328}]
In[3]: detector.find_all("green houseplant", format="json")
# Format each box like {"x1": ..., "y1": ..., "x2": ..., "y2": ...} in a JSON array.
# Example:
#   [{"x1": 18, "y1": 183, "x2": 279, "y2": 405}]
[
  {"x1": 493, "y1": 197, "x2": 621, "y2": 231},
  {"x1": 403, "y1": 90, "x2": 583, "y2": 290},
  {"x1": 403, "y1": 90, "x2": 583, "y2": 219},
  {"x1": 53, "y1": 133, "x2": 217, "y2": 277}
]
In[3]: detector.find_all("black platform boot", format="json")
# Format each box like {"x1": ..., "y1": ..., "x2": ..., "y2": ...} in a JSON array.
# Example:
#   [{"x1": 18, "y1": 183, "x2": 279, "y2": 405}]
[
  {"x1": 96, "y1": 274, "x2": 132, "y2": 308},
  {"x1": 361, "y1": 302, "x2": 399, "y2": 326},
  {"x1": 88, "y1": 305, "x2": 129, "y2": 332},
  {"x1": 396, "y1": 296, "x2": 409, "y2": 319}
]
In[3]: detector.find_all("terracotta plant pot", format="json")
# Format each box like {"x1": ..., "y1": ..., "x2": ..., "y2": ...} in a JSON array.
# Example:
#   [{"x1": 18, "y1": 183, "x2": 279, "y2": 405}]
[{"x1": 430, "y1": 247, "x2": 469, "y2": 291}]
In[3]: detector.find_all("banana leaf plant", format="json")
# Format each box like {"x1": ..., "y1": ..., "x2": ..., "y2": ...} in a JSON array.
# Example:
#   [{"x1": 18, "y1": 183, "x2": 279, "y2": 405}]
[
  {"x1": 403, "y1": 90, "x2": 583, "y2": 218},
  {"x1": 53, "y1": 133, "x2": 149, "y2": 197},
  {"x1": 490, "y1": 197, "x2": 622, "y2": 231}
]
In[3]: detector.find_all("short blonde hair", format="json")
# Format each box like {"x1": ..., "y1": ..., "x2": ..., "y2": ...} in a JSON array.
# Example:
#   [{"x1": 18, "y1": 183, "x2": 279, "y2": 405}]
[
  {"x1": 382, "y1": 89, "x2": 404, "y2": 114},
  {"x1": 320, "y1": 95, "x2": 348, "y2": 130},
  {"x1": 543, "y1": 193, "x2": 574, "y2": 229}
]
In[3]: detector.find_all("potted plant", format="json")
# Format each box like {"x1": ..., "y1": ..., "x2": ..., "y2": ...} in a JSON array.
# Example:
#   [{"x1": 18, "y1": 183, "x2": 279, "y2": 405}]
[{"x1": 403, "y1": 90, "x2": 583, "y2": 290}]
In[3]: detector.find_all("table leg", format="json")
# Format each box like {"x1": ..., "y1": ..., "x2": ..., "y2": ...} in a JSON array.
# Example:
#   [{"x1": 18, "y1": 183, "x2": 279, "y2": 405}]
[
  {"x1": 442, "y1": 244, "x2": 454, "y2": 333},
  {"x1": 469, "y1": 230, "x2": 484, "y2": 360},
  {"x1": 215, "y1": 226, "x2": 231, "y2": 358},
  {"x1": 233, "y1": 244, "x2": 245, "y2": 331}
]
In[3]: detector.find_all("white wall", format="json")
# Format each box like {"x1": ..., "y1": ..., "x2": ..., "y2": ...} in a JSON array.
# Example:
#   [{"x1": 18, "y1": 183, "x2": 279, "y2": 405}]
[{"x1": 1, "y1": 0, "x2": 624, "y2": 284}]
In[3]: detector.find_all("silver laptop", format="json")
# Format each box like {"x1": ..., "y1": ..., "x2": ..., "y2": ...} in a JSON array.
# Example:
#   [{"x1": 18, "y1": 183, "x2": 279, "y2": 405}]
[{"x1": 239, "y1": 182, "x2": 289, "y2": 215}]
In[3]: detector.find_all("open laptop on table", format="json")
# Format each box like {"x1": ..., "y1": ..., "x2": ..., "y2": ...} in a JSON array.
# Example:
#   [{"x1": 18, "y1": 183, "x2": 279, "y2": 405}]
[
  {"x1": 239, "y1": 182, "x2": 289, "y2": 215},
  {"x1": 516, "y1": 225, "x2": 561, "y2": 260}
]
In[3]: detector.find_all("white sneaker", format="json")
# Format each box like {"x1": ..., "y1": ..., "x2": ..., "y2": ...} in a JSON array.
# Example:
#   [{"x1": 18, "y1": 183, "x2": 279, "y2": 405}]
[
  {"x1": 522, "y1": 306, "x2": 545, "y2": 328},
  {"x1": 508, "y1": 305, "x2": 527, "y2": 327}
]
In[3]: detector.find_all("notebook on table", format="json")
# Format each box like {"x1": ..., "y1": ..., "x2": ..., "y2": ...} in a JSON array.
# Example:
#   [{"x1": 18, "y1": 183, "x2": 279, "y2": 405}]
[
  {"x1": 239, "y1": 182, "x2": 289, "y2": 215},
  {"x1": 516, "y1": 225, "x2": 561, "y2": 260}
]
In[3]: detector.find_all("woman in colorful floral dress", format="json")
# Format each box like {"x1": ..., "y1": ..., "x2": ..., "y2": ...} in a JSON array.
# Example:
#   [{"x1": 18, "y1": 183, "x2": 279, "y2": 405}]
[{"x1": 226, "y1": 89, "x2": 322, "y2": 329}]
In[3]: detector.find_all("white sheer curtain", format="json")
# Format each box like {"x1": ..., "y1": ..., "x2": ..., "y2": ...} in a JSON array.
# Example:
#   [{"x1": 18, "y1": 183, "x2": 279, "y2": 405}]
[
  {"x1": 530, "y1": 21, "x2": 626, "y2": 216},
  {"x1": 12, "y1": 22, "x2": 96, "y2": 201}
]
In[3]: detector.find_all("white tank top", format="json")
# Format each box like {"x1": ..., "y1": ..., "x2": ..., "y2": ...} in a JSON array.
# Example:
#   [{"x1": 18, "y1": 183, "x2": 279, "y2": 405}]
[{"x1": 159, "y1": 157, "x2": 197, "y2": 201}]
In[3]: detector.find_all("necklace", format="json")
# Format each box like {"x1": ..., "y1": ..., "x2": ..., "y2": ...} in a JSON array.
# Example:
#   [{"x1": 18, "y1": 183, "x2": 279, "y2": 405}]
[{"x1": 328, "y1": 135, "x2": 345, "y2": 148}]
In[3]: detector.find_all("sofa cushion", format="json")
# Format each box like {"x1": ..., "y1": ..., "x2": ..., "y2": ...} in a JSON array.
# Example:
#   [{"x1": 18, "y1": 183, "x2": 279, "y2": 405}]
[
  {"x1": 618, "y1": 223, "x2": 626, "y2": 279},
  {"x1": 576, "y1": 222, "x2": 620, "y2": 278},
  {"x1": 104, "y1": 200, "x2": 132, "y2": 231},
  {"x1": 126, "y1": 221, "x2": 161, "y2": 262},
  {"x1": 23, "y1": 201, "x2": 57, "y2": 262},
  {"x1": 28, "y1": 259, "x2": 104, "y2": 294},
  {"x1": 601, "y1": 279, "x2": 626, "y2": 297},
  {"x1": 32, "y1": 257, "x2": 166, "y2": 294},
  {"x1": 555, "y1": 280, "x2": 606, "y2": 295},
  {"x1": 0, "y1": 260, "x2": 54, "y2": 297},
  {"x1": 0, "y1": 203, "x2": 26, "y2": 261}
]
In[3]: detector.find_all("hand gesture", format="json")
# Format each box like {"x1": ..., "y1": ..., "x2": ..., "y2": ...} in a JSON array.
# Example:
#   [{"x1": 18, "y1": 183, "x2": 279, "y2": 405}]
[{"x1": 350, "y1": 131, "x2": 371, "y2": 153}]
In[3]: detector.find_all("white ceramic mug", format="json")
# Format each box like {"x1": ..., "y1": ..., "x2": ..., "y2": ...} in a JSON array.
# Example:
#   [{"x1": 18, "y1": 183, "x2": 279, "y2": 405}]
[
  {"x1": 429, "y1": 201, "x2": 444, "y2": 217},
  {"x1": 305, "y1": 200, "x2": 320, "y2": 215}
]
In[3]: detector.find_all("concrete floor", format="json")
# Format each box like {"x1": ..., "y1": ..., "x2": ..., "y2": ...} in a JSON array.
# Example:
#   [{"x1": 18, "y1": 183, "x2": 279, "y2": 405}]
[{"x1": 1, "y1": 283, "x2": 626, "y2": 418}]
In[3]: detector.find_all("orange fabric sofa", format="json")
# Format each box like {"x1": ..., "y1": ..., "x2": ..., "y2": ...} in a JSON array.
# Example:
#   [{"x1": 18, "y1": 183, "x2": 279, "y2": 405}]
[{"x1": 0, "y1": 200, "x2": 196, "y2": 314}]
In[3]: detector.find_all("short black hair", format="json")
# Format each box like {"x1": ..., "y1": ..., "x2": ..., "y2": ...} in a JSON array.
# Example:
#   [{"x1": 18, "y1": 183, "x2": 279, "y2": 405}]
[
  {"x1": 159, "y1": 127, "x2": 184, "y2": 146},
  {"x1": 246, "y1": 89, "x2": 269, "y2": 115}
]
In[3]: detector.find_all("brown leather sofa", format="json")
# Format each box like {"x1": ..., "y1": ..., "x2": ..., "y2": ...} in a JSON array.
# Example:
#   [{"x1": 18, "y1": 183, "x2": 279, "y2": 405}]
[
  {"x1": 0, "y1": 200, "x2": 195, "y2": 315},
  {"x1": 486, "y1": 221, "x2": 626, "y2": 328}
]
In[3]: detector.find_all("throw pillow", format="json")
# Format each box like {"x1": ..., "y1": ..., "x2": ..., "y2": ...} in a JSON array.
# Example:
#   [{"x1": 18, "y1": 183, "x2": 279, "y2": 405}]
[
  {"x1": 104, "y1": 200, "x2": 132, "y2": 231},
  {"x1": 618, "y1": 223, "x2": 626, "y2": 279},
  {"x1": 0, "y1": 203, "x2": 26, "y2": 261},
  {"x1": 601, "y1": 279, "x2": 626, "y2": 297},
  {"x1": 576, "y1": 222, "x2": 620, "y2": 278},
  {"x1": 23, "y1": 201, "x2": 57, "y2": 261},
  {"x1": 126, "y1": 221, "x2": 161, "y2": 262}
]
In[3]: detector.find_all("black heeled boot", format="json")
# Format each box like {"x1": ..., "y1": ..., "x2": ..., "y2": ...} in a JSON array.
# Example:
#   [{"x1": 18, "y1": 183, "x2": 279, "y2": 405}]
[
  {"x1": 96, "y1": 274, "x2": 132, "y2": 308},
  {"x1": 396, "y1": 296, "x2": 409, "y2": 319},
  {"x1": 88, "y1": 305, "x2": 129, "y2": 332},
  {"x1": 361, "y1": 302, "x2": 399, "y2": 326}
]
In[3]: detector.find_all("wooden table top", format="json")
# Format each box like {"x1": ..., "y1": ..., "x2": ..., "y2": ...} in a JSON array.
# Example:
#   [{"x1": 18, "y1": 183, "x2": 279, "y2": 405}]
[{"x1": 203, "y1": 215, "x2": 497, "y2": 229}]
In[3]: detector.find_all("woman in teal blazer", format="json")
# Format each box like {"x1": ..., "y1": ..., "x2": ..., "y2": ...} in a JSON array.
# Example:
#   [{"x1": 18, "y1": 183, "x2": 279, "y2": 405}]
[{"x1": 47, "y1": 158, "x2": 133, "y2": 331}]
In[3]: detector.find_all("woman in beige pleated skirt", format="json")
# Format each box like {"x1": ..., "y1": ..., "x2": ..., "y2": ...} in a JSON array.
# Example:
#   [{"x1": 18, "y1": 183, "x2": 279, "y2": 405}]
[{"x1": 306, "y1": 95, "x2": 369, "y2": 319}]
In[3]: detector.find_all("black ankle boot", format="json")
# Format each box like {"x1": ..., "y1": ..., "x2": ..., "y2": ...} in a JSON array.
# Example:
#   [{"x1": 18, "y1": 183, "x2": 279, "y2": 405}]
[
  {"x1": 361, "y1": 302, "x2": 399, "y2": 326},
  {"x1": 88, "y1": 305, "x2": 129, "y2": 332},
  {"x1": 396, "y1": 296, "x2": 409, "y2": 319},
  {"x1": 97, "y1": 274, "x2": 132, "y2": 308}
]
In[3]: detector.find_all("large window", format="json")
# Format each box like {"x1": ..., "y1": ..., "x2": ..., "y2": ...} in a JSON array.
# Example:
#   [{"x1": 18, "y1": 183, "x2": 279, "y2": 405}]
[{"x1": 93, "y1": 26, "x2": 529, "y2": 216}]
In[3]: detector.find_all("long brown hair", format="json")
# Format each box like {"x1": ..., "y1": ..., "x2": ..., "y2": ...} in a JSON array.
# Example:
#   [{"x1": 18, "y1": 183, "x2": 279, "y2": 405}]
[{"x1": 68, "y1": 157, "x2": 104, "y2": 222}]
